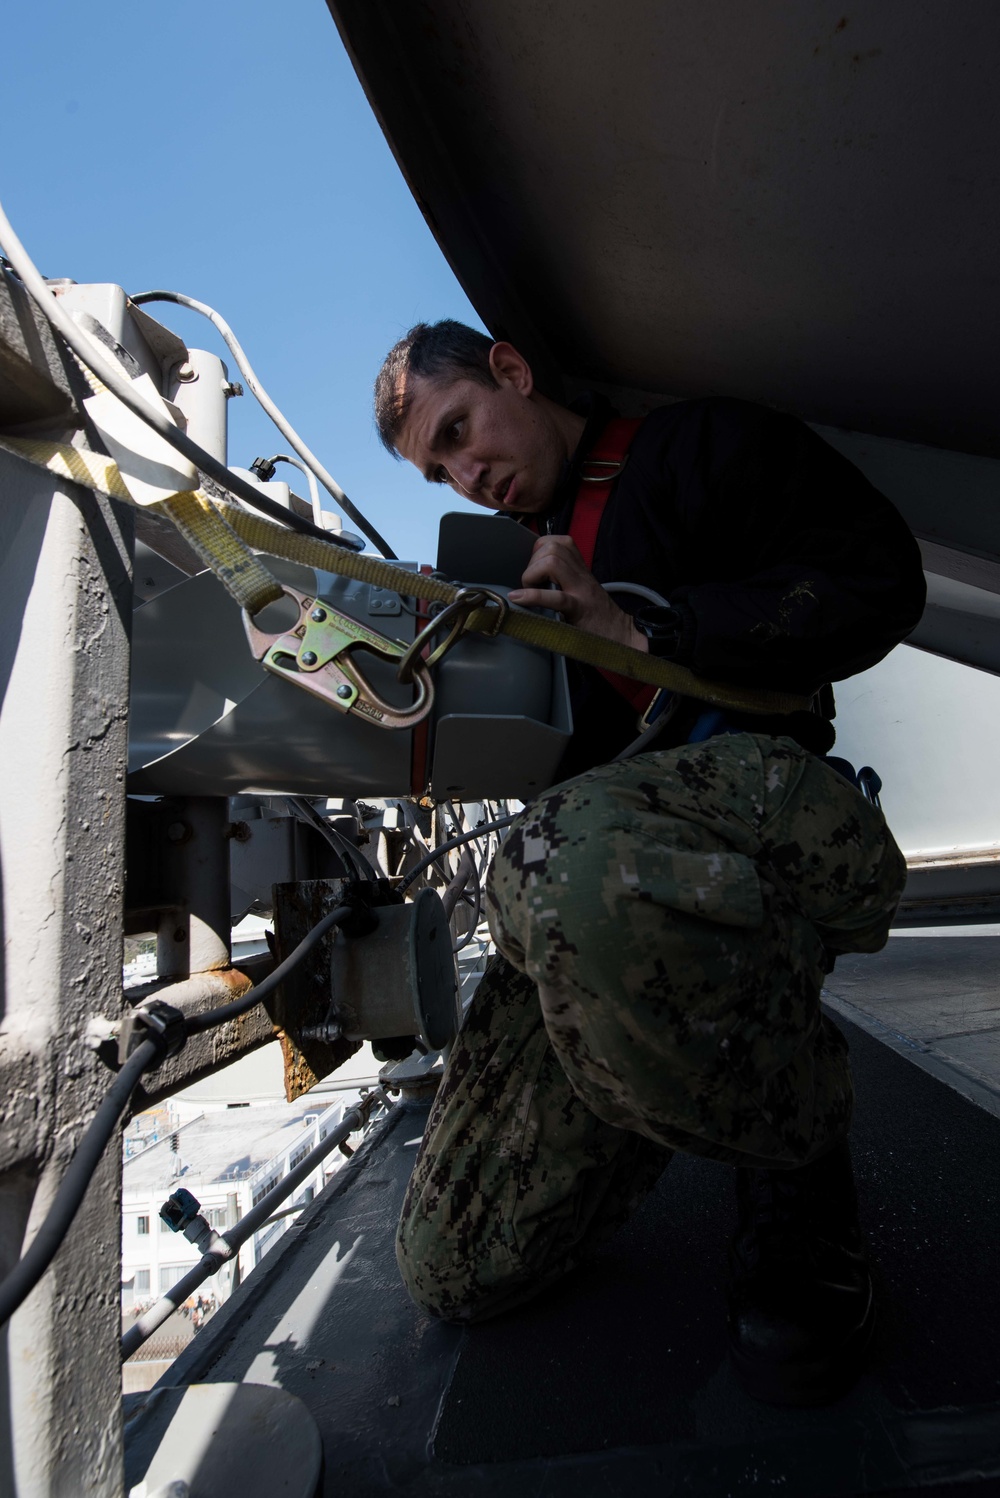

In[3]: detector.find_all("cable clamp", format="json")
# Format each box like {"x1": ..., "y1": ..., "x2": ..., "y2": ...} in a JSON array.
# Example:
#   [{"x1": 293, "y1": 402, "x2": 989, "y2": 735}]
[
  {"x1": 334, "y1": 878, "x2": 387, "y2": 939},
  {"x1": 244, "y1": 585, "x2": 434, "y2": 730},
  {"x1": 117, "y1": 998, "x2": 187, "y2": 1066}
]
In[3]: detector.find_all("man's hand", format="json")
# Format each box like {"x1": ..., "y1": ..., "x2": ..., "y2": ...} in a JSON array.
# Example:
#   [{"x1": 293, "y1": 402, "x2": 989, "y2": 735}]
[{"x1": 508, "y1": 534, "x2": 649, "y2": 652}]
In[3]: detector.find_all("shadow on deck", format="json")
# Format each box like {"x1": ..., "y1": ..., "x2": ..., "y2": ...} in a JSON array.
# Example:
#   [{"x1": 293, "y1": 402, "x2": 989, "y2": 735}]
[{"x1": 124, "y1": 970, "x2": 1000, "y2": 1497}]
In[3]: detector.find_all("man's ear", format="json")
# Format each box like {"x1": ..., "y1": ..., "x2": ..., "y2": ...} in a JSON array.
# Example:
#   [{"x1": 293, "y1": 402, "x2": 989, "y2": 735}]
[{"x1": 488, "y1": 342, "x2": 534, "y2": 396}]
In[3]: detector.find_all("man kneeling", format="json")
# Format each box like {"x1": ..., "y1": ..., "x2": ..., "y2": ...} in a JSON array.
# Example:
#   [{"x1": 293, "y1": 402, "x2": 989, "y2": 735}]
[{"x1": 374, "y1": 321, "x2": 924, "y2": 1404}]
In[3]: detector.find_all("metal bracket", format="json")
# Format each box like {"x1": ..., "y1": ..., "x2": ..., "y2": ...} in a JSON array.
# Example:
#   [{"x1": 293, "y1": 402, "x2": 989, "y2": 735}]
[{"x1": 243, "y1": 585, "x2": 433, "y2": 730}]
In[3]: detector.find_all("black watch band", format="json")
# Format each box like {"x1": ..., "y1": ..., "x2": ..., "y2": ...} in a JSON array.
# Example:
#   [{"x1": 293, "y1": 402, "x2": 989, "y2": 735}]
[{"x1": 633, "y1": 603, "x2": 683, "y2": 659}]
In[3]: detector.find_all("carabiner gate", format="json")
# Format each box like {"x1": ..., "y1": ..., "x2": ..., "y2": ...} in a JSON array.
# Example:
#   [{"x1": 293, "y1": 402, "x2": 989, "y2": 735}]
[{"x1": 244, "y1": 586, "x2": 434, "y2": 730}]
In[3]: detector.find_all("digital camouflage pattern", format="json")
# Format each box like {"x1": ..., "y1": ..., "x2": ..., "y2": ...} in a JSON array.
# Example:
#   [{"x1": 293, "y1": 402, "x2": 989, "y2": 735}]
[{"x1": 396, "y1": 734, "x2": 906, "y2": 1321}]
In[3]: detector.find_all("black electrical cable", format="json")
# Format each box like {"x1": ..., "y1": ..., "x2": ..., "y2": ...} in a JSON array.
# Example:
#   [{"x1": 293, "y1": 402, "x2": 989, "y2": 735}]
[
  {"x1": 397, "y1": 814, "x2": 517, "y2": 895},
  {"x1": 0, "y1": 1037, "x2": 160, "y2": 1330},
  {"x1": 286, "y1": 797, "x2": 376, "y2": 883},
  {"x1": 453, "y1": 874, "x2": 484, "y2": 954},
  {"x1": 0, "y1": 897, "x2": 364, "y2": 1328},
  {"x1": 128, "y1": 289, "x2": 397, "y2": 558},
  {"x1": 184, "y1": 902, "x2": 353, "y2": 1034}
]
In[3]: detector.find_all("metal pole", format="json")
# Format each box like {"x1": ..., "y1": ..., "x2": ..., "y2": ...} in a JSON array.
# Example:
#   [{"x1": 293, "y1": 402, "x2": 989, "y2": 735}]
[
  {"x1": 121, "y1": 1093, "x2": 381, "y2": 1359},
  {"x1": 156, "y1": 798, "x2": 231, "y2": 980},
  {"x1": 0, "y1": 436, "x2": 133, "y2": 1494}
]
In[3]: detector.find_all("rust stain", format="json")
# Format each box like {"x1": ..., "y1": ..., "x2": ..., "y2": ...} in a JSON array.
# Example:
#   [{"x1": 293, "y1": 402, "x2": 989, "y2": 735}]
[
  {"x1": 277, "y1": 1030, "x2": 322, "y2": 1103},
  {"x1": 271, "y1": 878, "x2": 362, "y2": 1102}
]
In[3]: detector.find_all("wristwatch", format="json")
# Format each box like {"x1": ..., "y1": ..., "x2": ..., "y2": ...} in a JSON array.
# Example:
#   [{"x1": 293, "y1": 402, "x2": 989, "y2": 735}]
[{"x1": 632, "y1": 603, "x2": 684, "y2": 658}]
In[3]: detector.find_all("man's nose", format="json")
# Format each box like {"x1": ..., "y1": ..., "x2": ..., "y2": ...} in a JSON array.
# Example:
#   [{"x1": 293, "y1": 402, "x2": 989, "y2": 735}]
[{"x1": 450, "y1": 454, "x2": 488, "y2": 498}]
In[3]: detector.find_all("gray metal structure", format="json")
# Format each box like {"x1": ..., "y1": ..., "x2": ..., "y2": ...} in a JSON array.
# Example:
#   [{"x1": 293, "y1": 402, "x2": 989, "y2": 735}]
[
  {"x1": 0, "y1": 266, "x2": 550, "y2": 1493},
  {"x1": 0, "y1": 280, "x2": 134, "y2": 1496}
]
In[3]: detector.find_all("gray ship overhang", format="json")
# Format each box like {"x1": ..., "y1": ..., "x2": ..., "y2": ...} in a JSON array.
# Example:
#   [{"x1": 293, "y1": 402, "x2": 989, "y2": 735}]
[
  {"x1": 329, "y1": 0, "x2": 1000, "y2": 678},
  {"x1": 329, "y1": 1, "x2": 1000, "y2": 460}
]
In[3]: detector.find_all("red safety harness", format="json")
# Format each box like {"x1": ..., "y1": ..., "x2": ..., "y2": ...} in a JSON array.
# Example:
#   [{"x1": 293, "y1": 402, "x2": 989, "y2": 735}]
[
  {"x1": 412, "y1": 418, "x2": 654, "y2": 789},
  {"x1": 567, "y1": 417, "x2": 655, "y2": 714}
]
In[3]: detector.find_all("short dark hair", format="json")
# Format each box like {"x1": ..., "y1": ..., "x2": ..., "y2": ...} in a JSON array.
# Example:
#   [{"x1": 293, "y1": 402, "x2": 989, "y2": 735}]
[{"x1": 374, "y1": 320, "x2": 497, "y2": 456}]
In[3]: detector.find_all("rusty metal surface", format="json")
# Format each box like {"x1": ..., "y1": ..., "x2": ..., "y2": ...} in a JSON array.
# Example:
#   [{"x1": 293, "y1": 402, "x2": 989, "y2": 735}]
[
  {"x1": 125, "y1": 958, "x2": 276, "y2": 1111},
  {"x1": 272, "y1": 879, "x2": 362, "y2": 1101}
]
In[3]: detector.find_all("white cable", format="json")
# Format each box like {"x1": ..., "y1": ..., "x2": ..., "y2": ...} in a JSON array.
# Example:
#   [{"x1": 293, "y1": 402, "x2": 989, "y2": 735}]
[
  {"x1": 0, "y1": 197, "x2": 366, "y2": 549},
  {"x1": 603, "y1": 581, "x2": 671, "y2": 607},
  {"x1": 129, "y1": 289, "x2": 395, "y2": 557},
  {"x1": 267, "y1": 453, "x2": 324, "y2": 528}
]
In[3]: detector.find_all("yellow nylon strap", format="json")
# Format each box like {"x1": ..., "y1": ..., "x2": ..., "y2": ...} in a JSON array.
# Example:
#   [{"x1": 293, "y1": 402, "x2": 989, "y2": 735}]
[
  {"x1": 154, "y1": 492, "x2": 282, "y2": 615},
  {"x1": 0, "y1": 434, "x2": 810, "y2": 716},
  {"x1": 214, "y1": 501, "x2": 810, "y2": 717},
  {"x1": 0, "y1": 435, "x2": 134, "y2": 503},
  {"x1": 0, "y1": 436, "x2": 283, "y2": 616}
]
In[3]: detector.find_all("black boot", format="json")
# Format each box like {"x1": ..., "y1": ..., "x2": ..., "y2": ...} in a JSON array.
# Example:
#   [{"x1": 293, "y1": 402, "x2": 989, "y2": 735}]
[{"x1": 727, "y1": 1140, "x2": 875, "y2": 1406}]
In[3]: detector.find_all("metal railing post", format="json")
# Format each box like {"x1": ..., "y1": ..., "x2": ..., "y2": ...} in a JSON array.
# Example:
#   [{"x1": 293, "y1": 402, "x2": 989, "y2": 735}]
[{"x1": 0, "y1": 275, "x2": 133, "y2": 1497}]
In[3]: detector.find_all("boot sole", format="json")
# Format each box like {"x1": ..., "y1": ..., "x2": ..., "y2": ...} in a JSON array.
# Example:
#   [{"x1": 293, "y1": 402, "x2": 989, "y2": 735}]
[{"x1": 729, "y1": 1293, "x2": 876, "y2": 1407}]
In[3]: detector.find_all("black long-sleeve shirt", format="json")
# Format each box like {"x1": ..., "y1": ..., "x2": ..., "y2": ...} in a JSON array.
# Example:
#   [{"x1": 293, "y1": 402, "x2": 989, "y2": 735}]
[{"x1": 522, "y1": 396, "x2": 926, "y2": 775}]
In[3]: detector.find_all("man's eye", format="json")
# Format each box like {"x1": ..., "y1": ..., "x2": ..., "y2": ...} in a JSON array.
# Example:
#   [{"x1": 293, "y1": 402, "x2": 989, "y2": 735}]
[
  {"x1": 446, "y1": 418, "x2": 463, "y2": 443},
  {"x1": 432, "y1": 466, "x2": 449, "y2": 485}
]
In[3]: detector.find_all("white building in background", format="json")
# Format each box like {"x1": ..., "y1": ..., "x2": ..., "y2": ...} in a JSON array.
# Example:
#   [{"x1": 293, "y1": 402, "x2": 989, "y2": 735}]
[{"x1": 121, "y1": 1094, "x2": 357, "y2": 1311}]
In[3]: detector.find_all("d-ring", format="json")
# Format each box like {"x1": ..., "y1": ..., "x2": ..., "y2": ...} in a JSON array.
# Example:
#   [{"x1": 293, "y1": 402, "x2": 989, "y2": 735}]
[{"x1": 396, "y1": 588, "x2": 509, "y2": 685}]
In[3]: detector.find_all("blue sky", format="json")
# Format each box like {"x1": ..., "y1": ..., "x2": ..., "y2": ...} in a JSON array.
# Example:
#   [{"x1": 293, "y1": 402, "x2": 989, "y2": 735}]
[{"x1": 4, "y1": 1, "x2": 489, "y2": 561}]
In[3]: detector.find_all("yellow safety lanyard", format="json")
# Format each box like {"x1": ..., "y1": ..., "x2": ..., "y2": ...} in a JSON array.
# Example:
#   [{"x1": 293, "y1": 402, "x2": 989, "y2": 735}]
[{"x1": 0, "y1": 430, "x2": 811, "y2": 721}]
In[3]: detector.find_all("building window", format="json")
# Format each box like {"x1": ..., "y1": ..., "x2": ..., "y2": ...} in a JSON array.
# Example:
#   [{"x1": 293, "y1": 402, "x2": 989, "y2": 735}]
[
  {"x1": 134, "y1": 1269, "x2": 150, "y2": 1293},
  {"x1": 136, "y1": 1216, "x2": 149, "y2": 1235},
  {"x1": 252, "y1": 1174, "x2": 279, "y2": 1208},
  {"x1": 159, "y1": 1265, "x2": 186, "y2": 1293},
  {"x1": 206, "y1": 1206, "x2": 228, "y2": 1229},
  {"x1": 289, "y1": 1144, "x2": 311, "y2": 1171},
  {"x1": 160, "y1": 1217, "x2": 172, "y2": 1233}
]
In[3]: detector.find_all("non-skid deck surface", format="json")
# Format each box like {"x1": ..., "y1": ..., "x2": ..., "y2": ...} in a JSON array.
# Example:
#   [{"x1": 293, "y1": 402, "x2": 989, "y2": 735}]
[
  {"x1": 824, "y1": 931, "x2": 1000, "y2": 1117},
  {"x1": 130, "y1": 1006, "x2": 1000, "y2": 1497}
]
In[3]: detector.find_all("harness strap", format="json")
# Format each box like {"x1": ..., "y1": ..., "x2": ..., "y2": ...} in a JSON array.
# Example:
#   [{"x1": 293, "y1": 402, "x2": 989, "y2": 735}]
[
  {"x1": 569, "y1": 416, "x2": 644, "y2": 570},
  {"x1": 568, "y1": 416, "x2": 655, "y2": 714}
]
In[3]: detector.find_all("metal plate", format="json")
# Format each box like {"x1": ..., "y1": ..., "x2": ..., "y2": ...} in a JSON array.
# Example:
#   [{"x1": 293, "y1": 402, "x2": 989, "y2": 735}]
[{"x1": 128, "y1": 559, "x2": 416, "y2": 797}]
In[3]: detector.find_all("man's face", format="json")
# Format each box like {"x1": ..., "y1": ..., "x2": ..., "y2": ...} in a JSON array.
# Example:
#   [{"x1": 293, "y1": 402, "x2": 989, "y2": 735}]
[{"x1": 394, "y1": 347, "x2": 567, "y2": 514}]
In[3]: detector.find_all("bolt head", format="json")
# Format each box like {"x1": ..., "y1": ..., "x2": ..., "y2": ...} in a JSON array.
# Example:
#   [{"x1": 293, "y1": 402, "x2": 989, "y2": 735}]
[
  {"x1": 310, "y1": 607, "x2": 327, "y2": 622},
  {"x1": 175, "y1": 362, "x2": 197, "y2": 383},
  {"x1": 300, "y1": 650, "x2": 318, "y2": 667},
  {"x1": 166, "y1": 821, "x2": 189, "y2": 842},
  {"x1": 336, "y1": 684, "x2": 353, "y2": 700}
]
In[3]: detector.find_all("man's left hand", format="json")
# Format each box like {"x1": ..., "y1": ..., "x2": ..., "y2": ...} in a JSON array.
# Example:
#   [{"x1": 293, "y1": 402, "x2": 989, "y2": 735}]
[{"x1": 509, "y1": 534, "x2": 649, "y2": 653}]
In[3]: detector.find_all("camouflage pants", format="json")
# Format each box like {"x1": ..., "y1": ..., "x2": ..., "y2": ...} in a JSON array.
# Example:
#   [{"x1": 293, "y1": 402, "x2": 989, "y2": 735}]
[{"x1": 397, "y1": 734, "x2": 906, "y2": 1321}]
